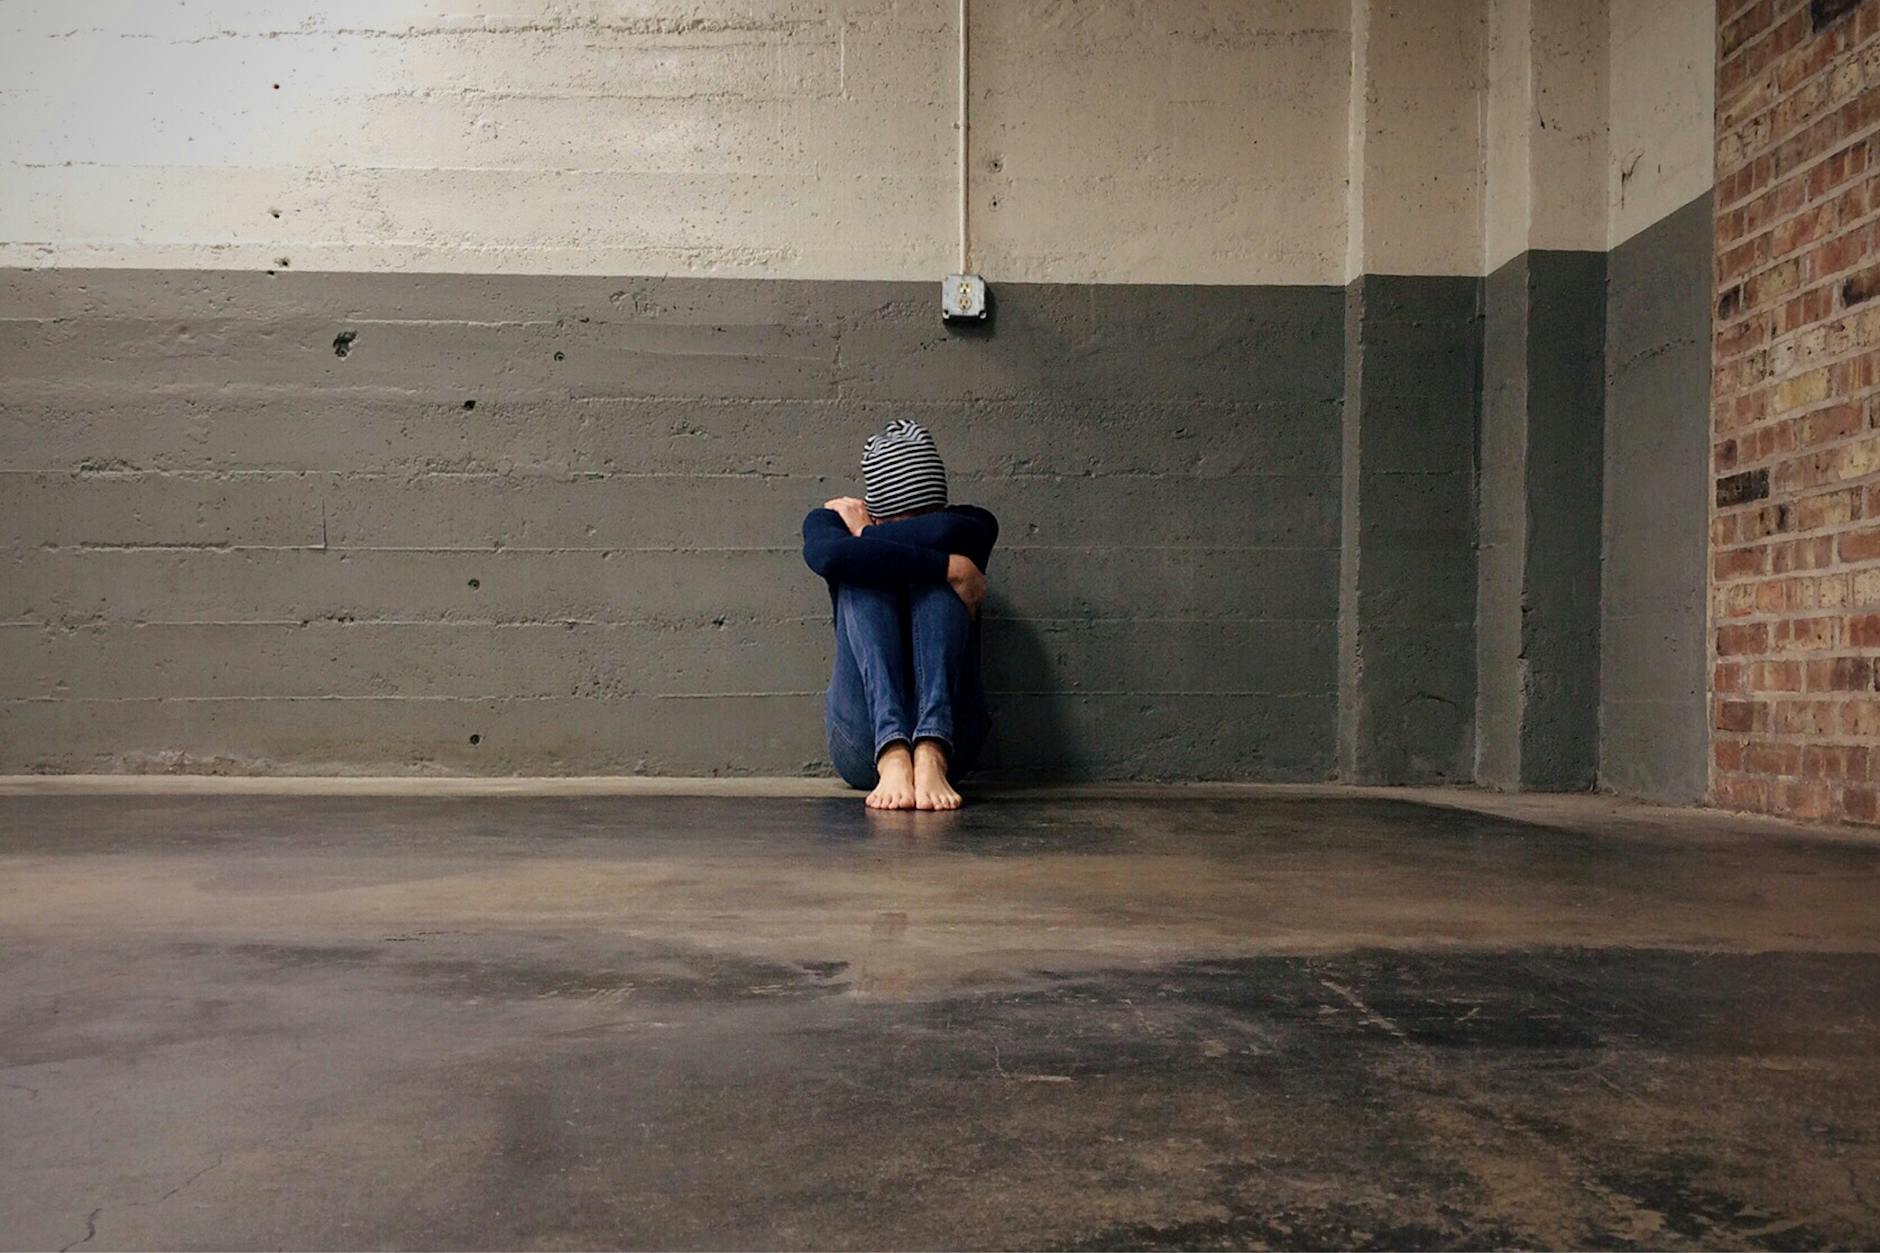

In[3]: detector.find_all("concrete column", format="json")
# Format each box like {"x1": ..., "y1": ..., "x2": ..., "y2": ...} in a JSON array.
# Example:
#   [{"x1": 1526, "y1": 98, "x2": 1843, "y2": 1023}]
[
  {"x1": 1473, "y1": 0, "x2": 1609, "y2": 791},
  {"x1": 1476, "y1": 253, "x2": 1608, "y2": 790},
  {"x1": 1337, "y1": 0, "x2": 1486, "y2": 783},
  {"x1": 1338, "y1": 276, "x2": 1482, "y2": 783}
]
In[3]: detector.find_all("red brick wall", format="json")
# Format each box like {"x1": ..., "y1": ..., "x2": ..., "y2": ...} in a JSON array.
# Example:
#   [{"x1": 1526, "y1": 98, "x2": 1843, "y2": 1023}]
[{"x1": 1711, "y1": 0, "x2": 1880, "y2": 822}]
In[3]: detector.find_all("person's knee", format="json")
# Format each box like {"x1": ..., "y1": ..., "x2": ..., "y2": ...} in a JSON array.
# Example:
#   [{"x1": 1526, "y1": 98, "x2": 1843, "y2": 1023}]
[
  {"x1": 909, "y1": 581, "x2": 972, "y2": 632},
  {"x1": 836, "y1": 582, "x2": 902, "y2": 616},
  {"x1": 826, "y1": 721, "x2": 880, "y2": 790}
]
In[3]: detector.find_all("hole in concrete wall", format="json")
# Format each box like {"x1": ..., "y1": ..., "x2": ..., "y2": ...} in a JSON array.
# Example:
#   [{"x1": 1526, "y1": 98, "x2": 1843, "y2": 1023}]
[
  {"x1": 553, "y1": 351, "x2": 566, "y2": 362},
  {"x1": 467, "y1": 578, "x2": 480, "y2": 590},
  {"x1": 469, "y1": 734, "x2": 481, "y2": 745},
  {"x1": 462, "y1": 399, "x2": 477, "y2": 411},
  {"x1": 332, "y1": 330, "x2": 357, "y2": 357},
  {"x1": 275, "y1": 257, "x2": 290, "y2": 269},
  {"x1": 272, "y1": 82, "x2": 280, "y2": 89},
  {"x1": 268, "y1": 208, "x2": 281, "y2": 219}
]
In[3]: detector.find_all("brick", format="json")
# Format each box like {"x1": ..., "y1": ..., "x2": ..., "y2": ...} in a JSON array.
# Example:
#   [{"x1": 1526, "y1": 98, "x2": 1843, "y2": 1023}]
[
  {"x1": 1848, "y1": 614, "x2": 1880, "y2": 646},
  {"x1": 1771, "y1": 203, "x2": 1836, "y2": 257},
  {"x1": 1717, "y1": 660, "x2": 1750, "y2": 693},
  {"x1": 1830, "y1": 352, "x2": 1877, "y2": 394},
  {"x1": 1777, "y1": 776, "x2": 1835, "y2": 819},
  {"x1": 1773, "y1": 367, "x2": 1832, "y2": 410},
  {"x1": 1789, "y1": 483, "x2": 1861, "y2": 527},
  {"x1": 1814, "y1": 229, "x2": 1874, "y2": 281},
  {"x1": 1804, "y1": 743, "x2": 1872, "y2": 778},
  {"x1": 1715, "y1": 773, "x2": 1772, "y2": 812},
  {"x1": 1720, "y1": 622, "x2": 1772, "y2": 655},
  {"x1": 1774, "y1": 616, "x2": 1838, "y2": 650},
  {"x1": 1723, "y1": 0, "x2": 1775, "y2": 59},
  {"x1": 1720, "y1": 232, "x2": 1773, "y2": 282},
  {"x1": 1778, "y1": 285, "x2": 1836, "y2": 334},
  {"x1": 1773, "y1": 535, "x2": 1836, "y2": 571},
  {"x1": 1845, "y1": 263, "x2": 1880, "y2": 308},
  {"x1": 1840, "y1": 525, "x2": 1880, "y2": 562},
  {"x1": 1729, "y1": 390, "x2": 1772, "y2": 430},
  {"x1": 1843, "y1": 784, "x2": 1879, "y2": 822},
  {"x1": 1715, "y1": 739, "x2": 1748, "y2": 774},
  {"x1": 1720, "y1": 699, "x2": 1770, "y2": 733},
  {"x1": 1746, "y1": 258, "x2": 1804, "y2": 310},
  {"x1": 1716, "y1": 315, "x2": 1771, "y2": 359},
  {"x1": 1844, "y1": 699, "x2": 1880, "y2": 736},
  {"x1": 1807, "y1": 656, "x2": 1875, "y2": 689},
  {"x1": 1717, "y1": 467, "x2": 1773, "y2": 506},
  {"x1": 1749, "y1": 659, "x2": 1805, "y2": 690},
  {"x1": 1716, "y1": 545, "x2": 1771, "y2": 580},
  {"x1": 1744, "y1": 740, "x2": 1802, "y2": 773},
  {"x1": 1739, "y1": 503, "x2": 1788, "y2": 542},
  {"x1": 1774, "y1": 698, "x2": 1837, "y2": 735},
  {"x1": 1805, "y1": 136, "x2": 1873, "y2": 200}
]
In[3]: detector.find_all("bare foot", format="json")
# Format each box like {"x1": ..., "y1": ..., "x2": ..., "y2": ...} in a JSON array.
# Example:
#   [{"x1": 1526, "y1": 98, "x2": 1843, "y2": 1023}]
[
  {"x1": 913, "y1": 740, "x2": 962, "y2": 810},
  {"x1": 866, "y1": 743, "x2": 916, "y2": 810}
]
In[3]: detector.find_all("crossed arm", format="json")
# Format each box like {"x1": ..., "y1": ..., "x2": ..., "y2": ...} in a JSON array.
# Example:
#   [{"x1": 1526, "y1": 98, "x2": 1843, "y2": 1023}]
[{"x1": 801, "y1": 499, "x2": 996, "y2": 616}]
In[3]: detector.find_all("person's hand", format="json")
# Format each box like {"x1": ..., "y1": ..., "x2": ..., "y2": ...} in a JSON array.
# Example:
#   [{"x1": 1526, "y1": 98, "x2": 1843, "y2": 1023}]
[
  {"x1": 947, "y1": 553, "x2": 987, "y2": 618},
  {"x1": 823, "y1": 496, "x2": 870, "y2": 537}
]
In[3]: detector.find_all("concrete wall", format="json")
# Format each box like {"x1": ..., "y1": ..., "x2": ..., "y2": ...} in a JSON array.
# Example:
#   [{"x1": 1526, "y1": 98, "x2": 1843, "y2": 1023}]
[
  {"x1": 0, "y1": 270, "x2": 1343, "y2": 777},
  {"x1": 0, "y1": 0, "x2": 1725, "y2": 782}
]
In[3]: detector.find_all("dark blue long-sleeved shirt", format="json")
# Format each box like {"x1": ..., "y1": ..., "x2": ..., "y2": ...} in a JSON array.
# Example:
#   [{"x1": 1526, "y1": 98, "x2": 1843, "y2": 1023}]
[{"x1": 801, "y1": 506, "x2": 998, "y2": 601}]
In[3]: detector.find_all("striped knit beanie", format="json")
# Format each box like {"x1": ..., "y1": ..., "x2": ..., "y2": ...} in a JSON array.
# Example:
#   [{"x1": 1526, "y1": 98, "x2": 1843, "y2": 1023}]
[{"x1": 862, "y1": 419, "x2": 949, "y2": 518}]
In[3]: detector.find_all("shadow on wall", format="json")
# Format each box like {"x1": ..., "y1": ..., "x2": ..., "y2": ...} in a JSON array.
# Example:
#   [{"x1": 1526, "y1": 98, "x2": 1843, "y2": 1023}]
[{"x1": 979, "y1": 591, "x2": 1083, "y2": 779}]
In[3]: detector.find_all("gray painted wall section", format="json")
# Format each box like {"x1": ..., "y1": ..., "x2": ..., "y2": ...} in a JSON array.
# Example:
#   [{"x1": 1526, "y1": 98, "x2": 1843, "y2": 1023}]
[
  {"x1": 1338, "y1": 275, "x2": 1481, "y2": 783},
  {"x1": 0, "y1": 269, "x2": 1344, "y2": 779},
  {"x1": 1521, "y1": 251, "x2": 1607, "y2": 789},
  {"x1": 1600, "y1": 192, "x2": 1713, "y2": 803},
  {"x1": 1475, "y1": 250, "x2": 1608, "y2": 791}
]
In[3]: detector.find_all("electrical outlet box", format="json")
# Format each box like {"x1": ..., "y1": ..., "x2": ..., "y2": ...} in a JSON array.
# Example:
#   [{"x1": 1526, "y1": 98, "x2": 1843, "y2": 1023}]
[{"x1": 942, "y1": 273, "x2": 988, "y2": 323}]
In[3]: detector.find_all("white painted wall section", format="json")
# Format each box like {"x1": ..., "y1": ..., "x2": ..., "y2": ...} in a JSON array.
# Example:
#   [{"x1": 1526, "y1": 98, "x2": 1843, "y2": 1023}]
[
  {"x1": 1482, "y1": 0, "x2": 1607, "y2": 272},
  {"x1": 1607, "y1": 0, "x2": 1716, "y2": 248},
  {"x1": 1344, "y1": 0, "x2": 1488, "y2": 280},
  {"x1": 0, "y1": 0, "x2": 1718, "y2": 281},
  {"x1": 0, "y1": 0, "x2": 1352, "y2": 284}
]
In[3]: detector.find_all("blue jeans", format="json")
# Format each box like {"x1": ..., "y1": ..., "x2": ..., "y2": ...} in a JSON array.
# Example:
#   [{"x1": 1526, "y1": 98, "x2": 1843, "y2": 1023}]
[{"x1": 825, "y1": 581, "x2": 990, "y2": 789}]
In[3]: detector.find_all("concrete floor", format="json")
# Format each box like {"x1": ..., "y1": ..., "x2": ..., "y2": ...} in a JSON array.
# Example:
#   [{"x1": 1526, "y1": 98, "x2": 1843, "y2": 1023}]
[{"x1": 3, "y1": 785, "x2": 1879, "y2": 1251}]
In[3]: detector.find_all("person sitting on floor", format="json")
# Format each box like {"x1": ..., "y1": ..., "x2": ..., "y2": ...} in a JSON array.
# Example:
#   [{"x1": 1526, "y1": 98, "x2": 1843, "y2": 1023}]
[{"x1": 801, "y1": 420, "x2": 998, "y2": 811}]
